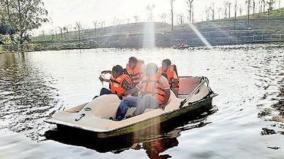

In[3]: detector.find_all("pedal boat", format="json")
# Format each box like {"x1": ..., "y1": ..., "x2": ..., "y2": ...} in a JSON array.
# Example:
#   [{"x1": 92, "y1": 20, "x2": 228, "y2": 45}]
[{"x1": 45, "y1": 76, "x2": 217, "y2": 139}]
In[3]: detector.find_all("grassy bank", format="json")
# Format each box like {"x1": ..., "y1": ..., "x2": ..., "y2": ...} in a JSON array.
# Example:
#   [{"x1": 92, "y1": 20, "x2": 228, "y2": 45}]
[{"x1": 31, "y1": 8, "x2": 284, "y2": 50}]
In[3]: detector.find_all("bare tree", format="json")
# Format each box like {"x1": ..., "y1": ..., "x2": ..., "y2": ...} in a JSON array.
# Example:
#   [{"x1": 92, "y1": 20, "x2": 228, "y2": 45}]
[
  {"x1": 267, "y1": 0, "x2": 275, "y2": 21},
  {"x1": 234, "y1": 0, "x2": 238, "y2": 30},
  {"x1": 228, "y1": 2, "x2": 232, "y2": 18},
  {"x1": 259, "y1": 0, "x2": 262, "y2": 13},
  {"x1": 224, "y1": 1, "x2": 232, "y2": 18},
  {"x1": 234, "y1": 0, "x2": 238, "y2": 18},
  {"x1": 246, "y1": 0, "x2": 251, "y2": 25},
  {"x1": 217, "y1": 7, "x2": 222, "y2": 19},
  {"x1": 146, "y1": 4, "x2": 155, "y2": 22},
  {"x1": 186, "y1": 0, "x2": 194, "y2": 23},
  {"x1": 160, "y1": 13, "x2": 167, "y2": 23},
  {"x1": 170, "y1": 0, "x2": 175, "y2": 31},
  {"x1": 62, "y1": 26, "x2": 68, "y2": 40},
  {"x1": 41, "y1": 30, "x2": 45, "y2": 41},
  {"x1": 253, "y1": 0, "x2": 256, "y2": 14},
  {"x1": 267, "y1": 0, "x2": 275, "y2": 12},
  {"x1": 58, "y1": 27, "x2": 63, "y2": 41},
  {"x1": 209, "y1": 3, "x2": 215, "y2": 20},
  {"x1": 93, "y1": 21, "x2": 98, "y2": 37},
  {"x1": 224, "y1": 3, "x2": 228, "y2": 18},
  {"x1": 239, "y1": 6, "x2": 243, "y2": 15},
  {"x1": 205, "y1": 7, "x2": 210, "y2": 21},
  {"x1": 177, "y1": 14, "x2": 184, "y2": 24},
  {"x1": 261, "y1": 0, "x2": 266, "y2": 12},
  {"x1": 100, "y1": 21, "x2": 105, "y2": 28},
  {"x1": 75, "y1": 22, "x2": 82, "y2": 48},
  {"x1": 133, "y1": 16, "x2": 139, "y2": 23}
]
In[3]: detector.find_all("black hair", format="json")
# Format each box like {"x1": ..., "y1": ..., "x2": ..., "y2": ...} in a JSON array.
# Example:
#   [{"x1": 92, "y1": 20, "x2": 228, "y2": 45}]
[
  {"x1": 129, "y1": 56, "x2": 138, "y2": 64},
  {"x1": 162, "y1": 59, "x2": 171, "y2": 66},
  {"x1": 112, "y1": 65, "x2": 124, "y2": 75}
]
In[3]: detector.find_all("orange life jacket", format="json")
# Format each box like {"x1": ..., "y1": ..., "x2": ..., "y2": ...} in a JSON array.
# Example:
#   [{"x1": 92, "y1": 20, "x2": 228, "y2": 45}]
[
  {"x1": 159, "y1": 65, "x2": 179, "y2": 89},
  {"x1": 110, "y1": 74, "x2": 132, "y2": 97},
  {"x1": 141, "y1": 74, "x2": 168, "y2": 106},
  {"x1": 125, "y1": 63, "x2": 143, "y2": 85}
]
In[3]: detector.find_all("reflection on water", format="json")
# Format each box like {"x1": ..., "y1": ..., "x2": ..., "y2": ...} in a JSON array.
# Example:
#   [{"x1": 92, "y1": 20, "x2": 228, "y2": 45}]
[
  {"x1": 0, "y1": 45, "x2": 284, "y2": 158},
  {"x1": 44, "y1": 108, "x2": 215, "y2": 156},
  {"x1": 0, "y1": 53, "x2": 61, "y2": 140}
]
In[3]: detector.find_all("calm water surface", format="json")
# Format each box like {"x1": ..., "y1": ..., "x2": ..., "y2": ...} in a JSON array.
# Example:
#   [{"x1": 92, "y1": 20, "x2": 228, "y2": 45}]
[{"x1": 0, "y1": 45, "x2": 283, "y2": 159}]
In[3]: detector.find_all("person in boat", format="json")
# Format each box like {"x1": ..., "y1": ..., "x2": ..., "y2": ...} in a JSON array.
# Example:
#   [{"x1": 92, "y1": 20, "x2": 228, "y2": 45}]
[
  {"x1": 99, "y1": 65, "x2": 134, "y2": 99},
  {"x1": 159, "y1": 59, "x2": 179, "y2": 96},
  {"x1": 115, "y1": 63, "x2": 171, "y2": 120},
  {"x1": 125, "y1": 56, "x2": 144, "y2": 86}
]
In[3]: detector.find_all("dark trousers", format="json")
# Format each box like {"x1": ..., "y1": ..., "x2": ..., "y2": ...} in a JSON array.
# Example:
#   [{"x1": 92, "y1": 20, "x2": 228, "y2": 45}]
[{"x1": 100, "y1": 88, "x2": 112, "y2": 96}]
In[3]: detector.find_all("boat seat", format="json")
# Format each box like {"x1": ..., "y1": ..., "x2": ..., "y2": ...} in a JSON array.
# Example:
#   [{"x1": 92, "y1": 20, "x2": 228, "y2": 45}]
[
  {"x1": 125, "y1": 91, "x2": 179, "y2": 117},
  {"x1": 125, "y1": 108, "x2": 155, "y2": 117}
]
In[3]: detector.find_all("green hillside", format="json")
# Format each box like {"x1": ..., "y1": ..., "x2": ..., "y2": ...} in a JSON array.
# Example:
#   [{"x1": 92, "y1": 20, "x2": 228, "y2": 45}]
[{"x1": 30, "y1": 7, "x2": 284, "y2": 50}]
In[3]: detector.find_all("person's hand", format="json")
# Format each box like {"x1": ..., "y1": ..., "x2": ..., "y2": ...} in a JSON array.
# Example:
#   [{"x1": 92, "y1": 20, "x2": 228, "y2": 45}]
[
  {"x1": 101, "y1": 70, "x2": 111, "y2": 74},
  {"x1": 99, "y1": 76, "x2": 104, "y2": 82}
]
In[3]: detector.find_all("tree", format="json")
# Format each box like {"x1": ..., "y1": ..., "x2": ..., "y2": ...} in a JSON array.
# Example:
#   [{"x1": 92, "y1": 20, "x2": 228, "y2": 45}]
[
  {"x1": 133, "y1": 16, "x2": 139, "y2": 23},
  {"x1": 209, "y1": 3, "x2": 215, "y2": 20},
  {"x1": 227, "y1": 1, "x2": 232, "y2": 18},
  {"x1": 253, "y1": 0, "x2": 256, "y2": 14},
  {"x1": 177, "y1": 14, "x2": 184, "y2": 24},
  {"x1": 267, "y1": 0, "x2": 275, "y2": 22},
  {"x1": 217, "y1": 7, "x2": 222, "y2": 19},
  {"x1": 186, "y1": 0, "x2": 194, "y2": 23},
  {"x1": 259, "y1": 0, "x2": 262, "y2": 13},
  {"x1": 267, "y1": 0, "x2": 275, "y2": 12},
  {"x1": 160, "y1": 13, "x2": 167, "y2": 23},
  {"x1": 205, "y1": 7, "x2": 210, "y2": 21},
  {"x1": 170, "y1": 0, "x2": 175, "y2": 31},
  {"x1": 58, "y1": 27, "x2": 63, "y2": 41},
  {"x1": 1, "y1": 0, "x2": 48, "y2": 52},
  {"x1": 239, "y1": 6, "x2": 243, "y2": 15},
  {"x1": 234, "y1": 0, "x2": 238, "y2": 30},
  {"x1": 234, "y1": 0, "x2": 238, "y2": 18},
  {"x1": 93, "y1": 21, "x2": 97, "y2": 37},
  {"x1": 40, "y1": 30, "x2": 45, "y2": 41},
  {"x1": 75, "y1": 22, "x2": 82, "y2": 49},
  {"x1": 261, "y1": 0, "x2": 266, "y2": 12},
  {"x1": 246, "y1": 0, "x2": 251, "y2": 25},
  {"x1": 224, "y1": 2, "x2": 228, "y2": 18},
  {"x1": 63, "y1": 26, "x2": 68, "y2": 33},
  {"x1": 146, "y1": 4, "x2": 155, "y2": 22}
]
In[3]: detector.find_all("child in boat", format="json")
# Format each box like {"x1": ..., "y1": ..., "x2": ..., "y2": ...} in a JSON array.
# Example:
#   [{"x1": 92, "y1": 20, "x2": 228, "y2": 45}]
[
  {"x1": 124, "y1": 56, "x2": 144, "y2": 86},
  {"x1": 115, "y1": 63, "x2": 171, "y2": 121},
  {"x1": 159, "y1": 59, "x2": 179, "y2": 96},
  {"x1": 99, "y1": 65, "x2": 134, "y2": 99}
]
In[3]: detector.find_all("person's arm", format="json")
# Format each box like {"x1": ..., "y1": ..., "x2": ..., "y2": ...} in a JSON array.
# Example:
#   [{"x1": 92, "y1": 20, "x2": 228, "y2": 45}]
[
  {"x1": 101, "y1": 70, "x2": 112, "y2": 74},
  {"x1": 121, "y1": 80, "x2": 138, "y2": 96},
  {"x1": 99, "y1": 70, "x2": 112, "y2": 82},
  {"x1": 160, "y1": 76, "x2": 171, "y2": 101},
  {"x1": 124, "y1": 87, "x2": 139, "y2": 96},
  {"x1": 173, "y1": 65, "x2": 179, "y2": 78},
  {"x1": 164, "y1": 89, "x2": 171, "y2": 101},
  {"x1": 99, "y1": 76, "x2": 111, "y2": 82}
]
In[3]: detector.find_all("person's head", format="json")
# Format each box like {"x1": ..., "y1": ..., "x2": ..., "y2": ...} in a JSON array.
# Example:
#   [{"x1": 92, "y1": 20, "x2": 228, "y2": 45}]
[
  {"x1": 145, "y1": 63, "x2": 158, "y2": 76},
  {"x1": 128, "y1": 56, "x2": 138, "y2": 68},
  {"x1": 112, "y1": 65, "x2": 124, "y2": 78},
  {"x1": 162, "y1": 59, "x2": 171, "y2": 71}
]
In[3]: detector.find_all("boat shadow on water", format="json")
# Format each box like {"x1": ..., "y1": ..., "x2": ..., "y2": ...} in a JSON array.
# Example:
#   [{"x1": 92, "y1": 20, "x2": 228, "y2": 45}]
[{"x1": 44, "y1": 105, "x2": 218, "y2": 156}]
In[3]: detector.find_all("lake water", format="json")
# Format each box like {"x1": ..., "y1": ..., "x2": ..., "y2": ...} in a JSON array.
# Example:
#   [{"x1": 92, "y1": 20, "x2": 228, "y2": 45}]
[{"x1": 0, "y1": 45, "x2": 283, "y2": 159}]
